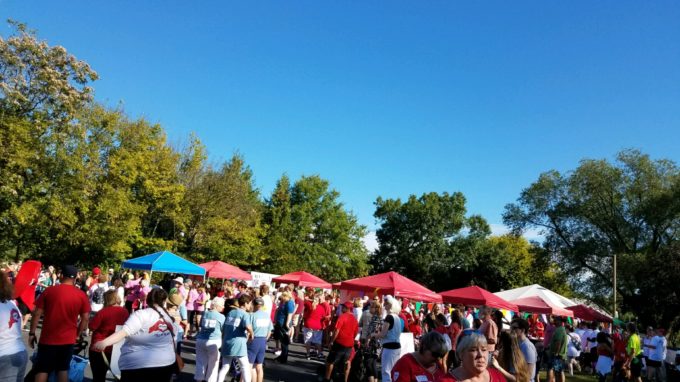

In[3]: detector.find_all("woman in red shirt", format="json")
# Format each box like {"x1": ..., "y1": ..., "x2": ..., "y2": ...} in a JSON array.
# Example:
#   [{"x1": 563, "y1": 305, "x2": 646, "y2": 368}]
[
  {"x1": 89, "y1": 289, "x2": 129, "y2": 382},
  {"x1": 392, "y1": 331, "x2": 449, "y2": 382},
  {"x1": 443, "y1": 330, "x2": 507, "y2": 382}
]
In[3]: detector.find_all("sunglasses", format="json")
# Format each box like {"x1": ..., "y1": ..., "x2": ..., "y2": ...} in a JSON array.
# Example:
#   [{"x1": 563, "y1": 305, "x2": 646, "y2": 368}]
[{"x1": 457, "y1": 329, "x2": 482, "y2": 347}]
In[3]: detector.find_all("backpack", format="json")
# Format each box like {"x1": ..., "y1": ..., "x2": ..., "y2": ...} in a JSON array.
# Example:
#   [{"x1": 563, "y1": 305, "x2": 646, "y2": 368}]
[
  {"x1": 92, "y1": 285, "x2": 106, "y2": 305},
  {"x1": 571, "y1": 334, "x2": 582, "y2": 351}
]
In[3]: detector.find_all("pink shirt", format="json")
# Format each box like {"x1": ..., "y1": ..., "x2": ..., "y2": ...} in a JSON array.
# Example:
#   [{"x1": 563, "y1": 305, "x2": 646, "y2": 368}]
[
  {"x1": 186, "y1": 289, "x2": 199, "y2": 311},
  {"x1": 194, "y1": 292, "x2": 207, "y2": 312}
]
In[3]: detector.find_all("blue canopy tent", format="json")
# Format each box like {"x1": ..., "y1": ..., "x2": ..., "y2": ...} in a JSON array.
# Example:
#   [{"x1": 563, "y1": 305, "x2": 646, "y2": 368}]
[{"x1": 122, "y1": 251, "x2": 206, "y2": 277}]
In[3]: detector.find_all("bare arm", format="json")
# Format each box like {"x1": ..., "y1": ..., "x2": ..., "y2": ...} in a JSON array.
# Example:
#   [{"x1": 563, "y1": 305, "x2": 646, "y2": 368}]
[
  {"x1": 93, "y1": 329, "x2": 129, "y2": 351},
  {"x1": 491, "y1": 357, "x2": 517, "y2": 382}
]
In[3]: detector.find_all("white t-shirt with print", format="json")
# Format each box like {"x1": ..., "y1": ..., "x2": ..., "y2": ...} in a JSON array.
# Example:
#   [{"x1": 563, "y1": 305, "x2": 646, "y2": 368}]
[
  {"x1": 119, "y1": 307, "x2": 176, "y2": 370},
  {"x1": 0, "y1": 301, "x2": 26, "y2": 357}
]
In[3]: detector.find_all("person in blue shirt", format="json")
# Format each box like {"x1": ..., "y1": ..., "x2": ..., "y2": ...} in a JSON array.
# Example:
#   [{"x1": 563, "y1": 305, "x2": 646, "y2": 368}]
[
  {"x1": 248, "y1": 297, "x2": 273, "y2": 382},
  {"x1": 194, "y1": 297, "x2": 225, "y2": 382},
  {"x1": 217, "y1": 294, "x2": 253, "y2": 382},
  {"x1": 273, "y1": 291, "x2": 295, "y2": 364}
]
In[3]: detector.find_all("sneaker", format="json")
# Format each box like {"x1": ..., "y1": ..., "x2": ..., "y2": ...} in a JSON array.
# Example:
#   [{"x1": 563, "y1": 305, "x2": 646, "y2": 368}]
[
  {"x1": 274, "y1": 350, "x2": 282, "y2": 357},
  {"x1": 317, "y1": 353, "x2": 325, "y2": 360}
]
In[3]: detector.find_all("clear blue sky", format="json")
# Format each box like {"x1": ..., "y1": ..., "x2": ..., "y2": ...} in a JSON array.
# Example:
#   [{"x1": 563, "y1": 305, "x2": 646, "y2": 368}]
[{"x1": 4, "y1": 1, "x2": 680, "y2": 243}]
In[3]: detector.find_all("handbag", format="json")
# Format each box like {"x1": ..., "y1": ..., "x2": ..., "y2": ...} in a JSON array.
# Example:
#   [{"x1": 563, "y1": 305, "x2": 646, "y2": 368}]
[{"x1": 160, "y1": 312, "x2": 184, "y2": 371}]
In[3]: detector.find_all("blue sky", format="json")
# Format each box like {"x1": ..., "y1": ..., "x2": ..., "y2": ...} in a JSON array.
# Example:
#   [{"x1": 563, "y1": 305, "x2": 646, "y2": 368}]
[{"x1": 4, "y1": 1, "x2": 680, "y2": 249}]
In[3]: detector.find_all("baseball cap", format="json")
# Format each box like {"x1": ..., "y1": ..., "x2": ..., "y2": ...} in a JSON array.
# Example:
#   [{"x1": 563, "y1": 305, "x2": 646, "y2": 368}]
[
  {"x1": 92, "y1": 267, "x2": 101, "y2": 275},
  {"x1": 343, "y1": 301, "x2": 353, "y2": 309},
  {"x1": 173, "y1": 277, "x2": 184, "y2": 284},
  {"x1": 62, "y1": 265, "x2": 78, "y2": 279},
  {"x1": 254, "y1": 297, "x2": 265, "y2": 306}
]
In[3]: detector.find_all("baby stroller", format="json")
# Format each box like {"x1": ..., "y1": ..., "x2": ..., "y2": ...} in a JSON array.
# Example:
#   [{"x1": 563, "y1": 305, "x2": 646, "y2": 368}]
[{"x1": 25, "y1": 339, "x2": 89, "y2": 382}]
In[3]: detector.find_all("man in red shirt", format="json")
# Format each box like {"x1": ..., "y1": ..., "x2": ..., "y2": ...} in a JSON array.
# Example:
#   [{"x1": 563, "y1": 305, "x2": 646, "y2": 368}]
[
  {"x1": 30, "y1": 265, "x2": 90, "y2": 382},
  {"x1": 323, "y1": 301, "x2": 358, "y2": 382}
]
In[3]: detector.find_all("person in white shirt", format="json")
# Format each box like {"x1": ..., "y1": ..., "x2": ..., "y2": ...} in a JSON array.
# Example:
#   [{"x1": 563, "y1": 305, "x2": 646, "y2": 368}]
[
  {"x1": 0, "y1": 270, "x2": 28, "y2": 381},
  {"x1": 645, "y1": 328, "x2": 667, "y2": 382},
  {"x1": 94, "y1": 288, "x2": 177, "y2": 381},
  {"x1": 89, "y1": 274, "x2": 109, "y2": 314},
  {"x1": 566, "y1": 325, "x2": 582, "y2": 376}
]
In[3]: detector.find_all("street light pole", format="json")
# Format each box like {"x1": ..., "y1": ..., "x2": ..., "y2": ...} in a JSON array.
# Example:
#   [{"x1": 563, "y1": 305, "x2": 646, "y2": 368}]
[{"x1": 613, "y1": 253, "x2": 618, "y2": 318}]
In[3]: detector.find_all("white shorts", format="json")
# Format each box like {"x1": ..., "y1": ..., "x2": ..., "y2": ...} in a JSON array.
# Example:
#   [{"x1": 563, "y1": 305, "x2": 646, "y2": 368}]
[
  {"x1": 303, "y1": 328, "x2": 323, "y2": 345},
  {"x1": 292, "y1": 314, "x2": 301, "y2": 326}
]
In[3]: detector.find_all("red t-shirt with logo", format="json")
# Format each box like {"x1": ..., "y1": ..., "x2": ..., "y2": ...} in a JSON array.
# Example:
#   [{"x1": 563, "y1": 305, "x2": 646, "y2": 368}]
[
  {"x1": 440, "y1": 367, "x2": 506, "y2": 382},
  {"x1": 334, "y1": 312, "x2": 358, "y2": 347},
  {"x1": 392, "y1": 353, "x2": 448, "y2": 382},
  {"x1": 35, "y1": 284, "x2": 90, "y2": 345}
]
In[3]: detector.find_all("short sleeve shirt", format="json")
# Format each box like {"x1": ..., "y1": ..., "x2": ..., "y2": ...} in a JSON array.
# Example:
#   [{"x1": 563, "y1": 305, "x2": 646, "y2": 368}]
[
  {"x1": 251, "y1": 310, "x2": 273, "y2": 338},
  {"x1": 196, "y1": 310, "x2": 225, "y2": 341},
  {"x1": 627, "y1": 333, "x2": 642, "y2": 358},
  {"x1": 520, "y1": 337, "x2": 537, "y2": 382},
  {"x1": 35, "y1": 284, "x2": 90, "y2": 345},
  {"x1": 334, "y1": 312, "x2": 359, "y2": 347},
  {"x1": 392, "y1": 353, "x2": 448, "y2": 382},
  {"x1": 479, "y1": 318, "x2": 498, "y2": 352},
  {"x1": 119, "y1": 308, "x2": 175, "y2": 370},
  {"x1": 222, "y1": 308, "x2": 251, "y2": 357}
]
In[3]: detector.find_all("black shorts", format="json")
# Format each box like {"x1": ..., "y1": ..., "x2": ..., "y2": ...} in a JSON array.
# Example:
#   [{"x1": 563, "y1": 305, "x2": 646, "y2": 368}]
[
  {"x1": 34, "y1": 344, "x2": 74, "y2": 373},
  {"x1": 630, "y1": 357, "x2": 643, "y2": 377},
  {"x1": 646, "y1": 359, "x2": 662, "y2": 367},
  {"x1": 326, "y1": 342, "x2": 352, "y2": 367}
]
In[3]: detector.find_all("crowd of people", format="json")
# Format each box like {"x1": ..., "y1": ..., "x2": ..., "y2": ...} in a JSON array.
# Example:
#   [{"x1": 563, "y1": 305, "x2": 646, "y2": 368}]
[{"x1": 0, "y1": 261, "x2": 675, "y2": 382}]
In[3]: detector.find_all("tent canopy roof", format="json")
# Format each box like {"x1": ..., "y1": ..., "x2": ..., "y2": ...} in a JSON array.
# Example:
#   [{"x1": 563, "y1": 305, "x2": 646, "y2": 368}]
[
  {"x1": 495, "y1": 284, "x2": 577, "y2": 309},
  {"x1": 339, "y1": 271, "x2": 442, "y2": 302},
  {"x1": 122, "y1": 251, "x2": 205, "y2": 276},
  {"x1": 272, "y1": 271, "x2": 331, "y2": 289},
  {"x1": 567, "y1": 304, "x2": 612, "y2": 322},
  {"x1": 439, "y1": 286, "x2": 518, "y2": 312},
  {"x1": 510, "y1": 296, "x2": 574, "y2": 317},
  {"x1": 199, "y1": 261, "x2": 252, "y2": 280}
]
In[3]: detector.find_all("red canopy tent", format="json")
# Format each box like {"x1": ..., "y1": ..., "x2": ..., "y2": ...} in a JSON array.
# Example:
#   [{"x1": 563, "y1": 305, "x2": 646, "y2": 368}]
[
  {"x1": 511, "y1": 296, "x2": 574, "y2": 317},
  {"x1": 439, "y1": 286, "x2": 519, "y2": 312},
  {"x1": 272, "y1": 271, "x2": 332, "y2": 289},
  {"x1": 199, "y1": 261, "x2": 252, "y2": 280},
  {"x1": 567, "y1": 304, "x2": 612, "y2": 322},
  {"x1": 339, "y1": 271, "x2": 442, "y2": 302}
]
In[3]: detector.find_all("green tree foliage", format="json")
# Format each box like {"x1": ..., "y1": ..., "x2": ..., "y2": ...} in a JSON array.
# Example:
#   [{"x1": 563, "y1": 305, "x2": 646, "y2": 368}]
[
  {"x1": 179, "y1": 153, "x2": 264, "y2": 267},
  {"x1": 262, "y1": 175, "x2": 369, "y2": 281},
  {"x1": 371, "y1": 192, "x2": 571, "y2": 293},
  {"x1": 371, "y1": 192, "x2": 468, "y2": 288},
  {"x1": 504, "y1": 150, "x2": 680, "y2": 326}
]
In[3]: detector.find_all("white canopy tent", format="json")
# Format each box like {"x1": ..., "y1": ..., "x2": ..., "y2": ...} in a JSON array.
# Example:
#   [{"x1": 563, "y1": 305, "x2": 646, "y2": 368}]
[{"x1": 495, "y1": 284, "x2": 577, "y2": 309}]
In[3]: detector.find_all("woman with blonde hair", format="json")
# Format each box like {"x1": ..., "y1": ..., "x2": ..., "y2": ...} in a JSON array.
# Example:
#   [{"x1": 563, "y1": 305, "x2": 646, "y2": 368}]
[
  {"x1": 273, "y1": 291, "x2": 295, "y2": 363},
  {"x1": 89, "y1": 290, "x2": 129, "y2": 382},
  {"x1": 447, "y1": 330, "x2": 506, "y2": 381},
  {"x1": 372, "y1": 296, "x2": 402, "y2": 382},
  {"x1": 493, "y1": 331, "x2": 529, "y2": 382}
]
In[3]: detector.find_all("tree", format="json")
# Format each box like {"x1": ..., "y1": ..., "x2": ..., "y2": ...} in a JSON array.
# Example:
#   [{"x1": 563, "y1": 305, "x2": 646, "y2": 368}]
[
  {"x1": 372, "y1": 191, "x2": 484, "y2": 290},
  {"x1": 504, "y1": 149, "x2": 680, "y2": 326},
  {"x1": 0, "y1": 21, "x2": 98, "y2": 261},
  {"x1": 262, "y1": 175, "x2": 369, "y2": 281},
  {"x1": 180, "y1": 154, "x2": 264, "y2": 266}
]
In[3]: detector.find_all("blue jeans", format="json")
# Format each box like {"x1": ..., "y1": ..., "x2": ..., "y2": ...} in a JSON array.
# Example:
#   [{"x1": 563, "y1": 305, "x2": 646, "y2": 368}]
[{"x1": 0, "y1": 350, "x2": 28, "y2": 382}]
